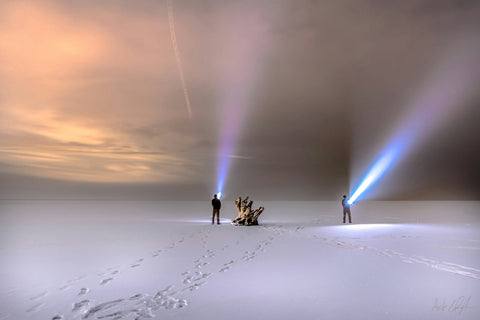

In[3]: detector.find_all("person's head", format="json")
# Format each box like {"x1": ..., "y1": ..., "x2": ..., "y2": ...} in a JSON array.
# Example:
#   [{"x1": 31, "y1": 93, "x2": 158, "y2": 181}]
[
  {"x1": 214, "y1": 194, "x2": 217, "y2": 199},
  {"x1": 343, "y1": 195, "x2": 346, "y2": 199}
]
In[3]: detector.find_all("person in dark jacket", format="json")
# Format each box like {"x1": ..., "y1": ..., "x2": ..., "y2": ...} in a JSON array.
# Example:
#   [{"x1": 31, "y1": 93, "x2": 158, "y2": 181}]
[
  {"x1": 211, "y1": 194, "x2": 221, "y2": 224},
  {"x1": 342, "y1": 195, "x2": 352, "y2": 223}
]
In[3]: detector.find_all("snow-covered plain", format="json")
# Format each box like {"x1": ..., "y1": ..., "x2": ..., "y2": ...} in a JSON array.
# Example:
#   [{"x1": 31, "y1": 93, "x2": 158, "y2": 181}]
[{"x1": 0, "y1": 200, "x2": 479, "y2": 320}]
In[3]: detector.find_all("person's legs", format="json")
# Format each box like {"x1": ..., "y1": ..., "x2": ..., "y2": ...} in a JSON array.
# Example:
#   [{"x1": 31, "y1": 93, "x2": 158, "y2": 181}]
[
  {"x1": 212, "y1": 209, "x2": 220, "y2": 224},
  {"x1": 347, "y1": 209, "x2": 352, "y2": 223},
  {"x1": 343, "y1": 210, "x2": 346, "y2": 223}
]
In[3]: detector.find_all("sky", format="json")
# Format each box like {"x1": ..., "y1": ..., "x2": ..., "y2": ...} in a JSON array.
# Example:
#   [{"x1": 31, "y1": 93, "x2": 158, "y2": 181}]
[{"x1": 0, "y1": 0, "x2": 479, "y2": 200}]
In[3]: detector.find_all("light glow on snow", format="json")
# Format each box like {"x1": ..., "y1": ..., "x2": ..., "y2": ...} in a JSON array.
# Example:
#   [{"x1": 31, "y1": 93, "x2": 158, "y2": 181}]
[
  {"x1": 342, "y1": 223, "x2": 397, "y2": 230},
  {"x1": 183, "y1": 218, "x2": 232, "y2": 224},
  {"x1": 322, "y1": 223, "x2": 400, "y2": 232}
]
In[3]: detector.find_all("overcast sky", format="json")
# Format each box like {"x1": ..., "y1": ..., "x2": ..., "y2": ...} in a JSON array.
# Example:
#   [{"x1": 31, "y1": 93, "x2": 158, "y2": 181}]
[{"x1": 0, "y1": 0, "x2": 479, "y2": 200}]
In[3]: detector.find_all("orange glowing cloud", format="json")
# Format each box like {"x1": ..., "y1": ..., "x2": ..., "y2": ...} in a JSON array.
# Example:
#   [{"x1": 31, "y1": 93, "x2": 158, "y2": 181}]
[
  {"x1": 0, "y1": 1, "x2": 107, "y2": 77},
  {"x1": 3, "y1": 107, "x2": 108, "y2": 145},
  {"x1": 0, "y1": 1, "x2": 199, "y2": 183}
]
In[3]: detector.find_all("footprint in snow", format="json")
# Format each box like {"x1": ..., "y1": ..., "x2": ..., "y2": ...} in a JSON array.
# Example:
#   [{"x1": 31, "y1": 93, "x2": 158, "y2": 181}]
[
  {"x1": 100, "y1": 278, "x2": 114, "y2": 286},
  {"x1": 78, "y1": 287, "x2": 89, "y2": 295},
  {"x1": 183, "y1": 276, "x2": 193, "y2": 284},
  {"x1": 192, "y1": 272, "x2": 211, "y2": 281},
  {"x1": 83, "y1": 299, "x2": 124, "y2": 319},
  {"x1": 128, "y1": 293, "x2": 145, "y2": 300},
  {"x1": 183, "y1": 281, "x2": 206, "y2": 292},
  {"x1": 72, "y1": 300, "x2": 91, "y2": 312},
  {"x1": 26, "y1": 303, "x2": 44, "y2": 313},
  {"x1": 30, "y1": 291, "x2": 48, "y2": 301},
  {"x1": 58, "y1": 284, "x2": 72, "y2": 291},
  {"x1": 195, "y1": 262, "x2": 209, "y2": 269},
  {"x1": 219, "y1": 266, "x2": 231, "y2": 273}
]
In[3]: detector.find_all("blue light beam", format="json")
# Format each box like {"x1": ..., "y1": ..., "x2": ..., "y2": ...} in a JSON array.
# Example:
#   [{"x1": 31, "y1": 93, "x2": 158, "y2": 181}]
[
  {"x1": 348, "y1": 33, "x2": 480, "y2": 205},
  {"x1": 348, "y1": 145, "x2": 401, "y2": 205},
  {"x1": 214, "y1": 16, "x2": 271, "y2": 199}
]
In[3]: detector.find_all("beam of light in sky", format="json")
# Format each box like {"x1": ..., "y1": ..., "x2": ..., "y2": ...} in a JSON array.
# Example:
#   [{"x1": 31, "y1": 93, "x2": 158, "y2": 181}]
[
  {"x1": 216, "y1": 105, "x2": 243, "y2": 199},
  {"x1": 349, "y1": 34, "x2": 480, "y2": 204},
  {"x1": 167, "y1": 0, "x2": 193, "y2": 118},
  {"x1": 215, "y1": 15, "x2": 270, "y2": 198},
  {"x1": 348, "y1": 146, "x2": 400, "y2": 205}
]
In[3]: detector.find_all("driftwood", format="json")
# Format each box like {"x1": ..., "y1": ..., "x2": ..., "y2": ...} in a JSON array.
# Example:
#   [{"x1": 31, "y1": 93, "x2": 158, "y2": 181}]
[{"x1": 231, "y1": 196, "x2": 264, "y2": 226}]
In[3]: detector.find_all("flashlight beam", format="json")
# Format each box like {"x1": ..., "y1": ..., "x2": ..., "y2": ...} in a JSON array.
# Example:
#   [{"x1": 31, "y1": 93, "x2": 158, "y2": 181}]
[
  {"x1": 214, "y1": 15, "x2": 271, "y2": 198},
  {"x1": 348, "y1": 147, "x2": 398, "y2": 204},
  {"x1": 348, "y1": 33, "x2": 480, "y2": 204}
]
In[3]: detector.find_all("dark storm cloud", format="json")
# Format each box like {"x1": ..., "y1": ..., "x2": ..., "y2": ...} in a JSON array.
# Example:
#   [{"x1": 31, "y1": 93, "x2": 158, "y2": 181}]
[{"x1": 0, "y1": 0, "x2": 479, "y2": 200}]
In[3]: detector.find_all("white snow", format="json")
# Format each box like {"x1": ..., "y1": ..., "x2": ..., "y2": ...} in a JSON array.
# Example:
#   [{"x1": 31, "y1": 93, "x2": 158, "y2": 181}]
[{"x1": 0, "y1": 200, "x2": 479, "y2": 320}]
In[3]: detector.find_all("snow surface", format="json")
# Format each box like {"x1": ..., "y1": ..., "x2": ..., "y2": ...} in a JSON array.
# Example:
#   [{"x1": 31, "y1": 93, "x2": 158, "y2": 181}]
[{"x1": 0, "y1": 200, "x2": 479, "y2": 320}]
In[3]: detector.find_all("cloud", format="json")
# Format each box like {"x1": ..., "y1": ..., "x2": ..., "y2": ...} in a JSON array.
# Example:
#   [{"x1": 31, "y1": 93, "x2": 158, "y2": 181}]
[
  {"x1": 0, "y1": 0, "x2": 478, "y2": 199},
  {"x1": 0, "y1": 0, "x2": 203, "y2": 183},
  {"x1": 228, "y1": 155, "x2": 253, "y2": 160}
]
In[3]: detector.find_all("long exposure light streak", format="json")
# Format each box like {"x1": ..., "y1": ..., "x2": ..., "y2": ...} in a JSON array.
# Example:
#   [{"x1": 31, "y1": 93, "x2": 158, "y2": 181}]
[
  {"x1": 217, "y1": 104, "x2": 244, "y2": 199},
  {"x1": 167, "y1": 0, "x2": 192, "y2": 118},
  {"x1": 215, "y1": 15, "x2": 270, "y2": 198},
  {"x1": 348, "y1": 146, "x2": 400, "y2": 205},
  {"x1": 349, "y1": 35, "x2": 480, "y2": 204}
]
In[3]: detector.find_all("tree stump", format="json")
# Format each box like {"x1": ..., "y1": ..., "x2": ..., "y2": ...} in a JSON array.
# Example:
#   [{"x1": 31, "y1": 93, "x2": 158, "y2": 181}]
[{"x1": 231, "y1": 196, "x2": 264, "y2": 226}]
